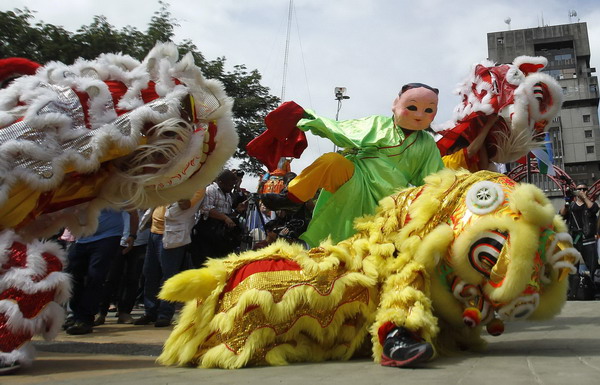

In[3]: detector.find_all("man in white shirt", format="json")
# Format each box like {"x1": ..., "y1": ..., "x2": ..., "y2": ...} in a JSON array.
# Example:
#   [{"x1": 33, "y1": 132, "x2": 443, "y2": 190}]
[{"x1": 195, "y1": 170, "x2": 240, "y2": 261}]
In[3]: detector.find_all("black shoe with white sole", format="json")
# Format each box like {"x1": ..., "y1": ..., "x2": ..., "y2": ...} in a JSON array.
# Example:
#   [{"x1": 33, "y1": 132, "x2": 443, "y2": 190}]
[{"x1": 381, "y1": 327, "x2": 433, "y2": 367}]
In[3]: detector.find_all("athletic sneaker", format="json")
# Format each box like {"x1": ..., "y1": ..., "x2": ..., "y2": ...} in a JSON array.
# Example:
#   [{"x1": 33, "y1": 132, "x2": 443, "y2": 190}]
[{"x1": 381, "y1": 327, "x2": 433, "y2": 367}]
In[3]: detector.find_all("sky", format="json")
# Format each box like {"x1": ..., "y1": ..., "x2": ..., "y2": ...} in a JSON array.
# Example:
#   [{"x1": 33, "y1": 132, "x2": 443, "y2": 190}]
[{"x1": 4, "y1": 0, "x2": 600, "y2": 190}]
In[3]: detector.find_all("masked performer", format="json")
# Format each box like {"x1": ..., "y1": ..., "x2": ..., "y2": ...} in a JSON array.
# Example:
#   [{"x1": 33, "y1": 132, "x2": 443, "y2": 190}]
[
  {"x1": 0, "y1": 43, "x2": 237, "y2": 373},
  {"x1": 254, "y1": 83, "x2": 444, "y2": 247}
]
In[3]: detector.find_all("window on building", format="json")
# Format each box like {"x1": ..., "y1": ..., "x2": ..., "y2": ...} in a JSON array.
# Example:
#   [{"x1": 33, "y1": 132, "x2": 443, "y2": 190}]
[
  {"x1": 583, "y1": 114, "x2": 591, "y2": 123},
  {"x1": 497, "y1": 37, "x2": 504, "y2": 45},
  {"x1": 585, "y1": 130, "x2": 593, "y2": 138},
  {"x1": 555, "y1": 54, "x2": 573, "y2": 61},
  {"x1": 562, "y1": 87, "x2": 568, "y2": 94},
  {"x1": 546, "y1": 69, "x2": 560, "y2": 80},
  {"x1": 587, "y1": 145, "x2": 594, "y2": 154},
  {"x1": 561, "y1": 68, "x2": 576, "y2": 78}
]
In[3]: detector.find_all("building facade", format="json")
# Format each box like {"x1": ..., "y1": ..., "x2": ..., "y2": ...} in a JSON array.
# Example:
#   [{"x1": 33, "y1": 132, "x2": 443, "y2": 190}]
[{"x1": 487, "y1": 22, "x2": 600, "y2": 193}]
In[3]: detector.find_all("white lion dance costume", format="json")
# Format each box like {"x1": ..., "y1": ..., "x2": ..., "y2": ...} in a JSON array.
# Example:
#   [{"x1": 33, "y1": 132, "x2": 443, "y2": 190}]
[
  {"x1": 159, "y1": 169, "x2": 580, "y2": 368},
  {"x1": 0, "y1": 43, "x2": 237, "y2": 371}
]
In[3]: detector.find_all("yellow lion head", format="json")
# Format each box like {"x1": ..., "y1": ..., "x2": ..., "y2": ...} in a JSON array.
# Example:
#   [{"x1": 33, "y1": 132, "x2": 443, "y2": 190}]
[{"x1": 366, "y1": 169, "x2": 580, "y2": 338}]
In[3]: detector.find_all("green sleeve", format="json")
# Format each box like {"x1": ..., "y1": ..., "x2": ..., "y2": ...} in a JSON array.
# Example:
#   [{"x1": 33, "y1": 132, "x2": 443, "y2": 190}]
[
  {"x1": 297, "y1": 111, "x2": 396, "y2": 149},
  {"x1": 411, "y1": 132, "x2": 445, "y2": 186}
]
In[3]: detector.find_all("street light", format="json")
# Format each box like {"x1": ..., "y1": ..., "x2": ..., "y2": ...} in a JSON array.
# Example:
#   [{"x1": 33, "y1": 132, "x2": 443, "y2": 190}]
[
  {"x1": 334, "y1": 87, "x2": 350, "y2": 121},
  {"x1": 333, "y1": 87, "x2": 350, "y2": 152}
]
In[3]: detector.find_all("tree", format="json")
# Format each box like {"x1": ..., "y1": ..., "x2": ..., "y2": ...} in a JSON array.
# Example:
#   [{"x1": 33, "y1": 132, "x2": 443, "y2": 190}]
[
  {"x1": 0, "y1": 3, "x2": 279, "y2": 175},
  {"x1": 0, "y1": 8, "x2": 48, "y2": 62},
  {"x1": 220, "y1": 64, "x2": 280, "y2": 175}
]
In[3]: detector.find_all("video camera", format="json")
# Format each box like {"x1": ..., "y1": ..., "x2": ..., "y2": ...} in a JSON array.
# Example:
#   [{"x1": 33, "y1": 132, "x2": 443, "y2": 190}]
[
  {"x1": 564, "y1": 188, "x2": 575, "y2": 203},
  {"x1": 274, "y1": 219, "x2": 306, "y2": 241}
]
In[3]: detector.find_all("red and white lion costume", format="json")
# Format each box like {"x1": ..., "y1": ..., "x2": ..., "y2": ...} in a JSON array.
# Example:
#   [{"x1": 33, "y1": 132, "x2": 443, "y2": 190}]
[
  {"x1": 0, "y1": 44, "x2": 237, "y2": 371},
  {"x1": 436, "y1": 56, "x2": 563, "y2": 164}
]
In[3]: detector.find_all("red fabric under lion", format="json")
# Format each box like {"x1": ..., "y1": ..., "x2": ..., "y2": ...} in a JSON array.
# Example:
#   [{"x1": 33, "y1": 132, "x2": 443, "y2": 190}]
[
  {"x1": 247, "y1": 101, "x2": 308, "y2": 172},
  {"x1": 223, "y1": 259, "x2": 302, "y2": 293}
]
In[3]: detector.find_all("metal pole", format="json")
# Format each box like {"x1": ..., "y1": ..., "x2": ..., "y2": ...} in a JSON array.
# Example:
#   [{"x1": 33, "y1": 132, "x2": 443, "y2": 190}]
[
  {"x1": 334, "y1": 87, "x2": 349, "y2": 152},
  {"x1": 280, "y1": 0, "x2": 293, "y2": 101},
  {"x1": 526, "y1": 152, "x2": 531, "y2": 183}
]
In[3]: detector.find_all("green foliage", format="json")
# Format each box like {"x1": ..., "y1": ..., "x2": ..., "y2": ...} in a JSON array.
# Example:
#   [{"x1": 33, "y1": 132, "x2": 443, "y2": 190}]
[
  {"x1": 0, "y1": 8, "x2": 50, "y2": 62},
  {"x1": 220, "y1": 65, "x2": 280, "y2": 175},
  {"x1": 0, "y1": 2, "x2": 280, "y2": 175}
]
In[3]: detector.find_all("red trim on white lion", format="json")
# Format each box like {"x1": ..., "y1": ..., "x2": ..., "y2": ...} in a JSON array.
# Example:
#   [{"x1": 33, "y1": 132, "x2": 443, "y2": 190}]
[
  {"x1": 519, "y1": 72, "x2": 563, "y2": 122},
  {"x1": 513, "y1": 56, "x2": 548, "y2": 75},
  {"x1": 0, "y1": 230, "x2": 70, "y2": 367},
  {"x1": 0, "y1": 231, "x2": 70, "y2": 303}
]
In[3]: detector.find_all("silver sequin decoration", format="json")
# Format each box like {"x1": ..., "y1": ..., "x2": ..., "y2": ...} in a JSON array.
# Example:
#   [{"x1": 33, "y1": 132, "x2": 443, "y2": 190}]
[
  {"x1": 195, "y1": 88, "x2": 221, "y2": 118},
  {"x1": 0, "y1": 74, "x2": 208, "y2": 183}
]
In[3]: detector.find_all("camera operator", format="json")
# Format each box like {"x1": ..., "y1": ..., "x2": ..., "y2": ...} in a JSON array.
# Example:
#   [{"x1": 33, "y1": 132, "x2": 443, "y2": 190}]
[
  {"x1": 560, "y1": 183, "x2": 599, "y2": 298},
  {"x1": 231, "y1": 169, "x2": 249, "y2": 205}
]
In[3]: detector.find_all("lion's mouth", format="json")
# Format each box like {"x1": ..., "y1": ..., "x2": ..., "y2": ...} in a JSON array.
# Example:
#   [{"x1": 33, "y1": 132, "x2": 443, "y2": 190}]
[{"x1": 496, "y1": 293, "x2": 540, "y2": 321}]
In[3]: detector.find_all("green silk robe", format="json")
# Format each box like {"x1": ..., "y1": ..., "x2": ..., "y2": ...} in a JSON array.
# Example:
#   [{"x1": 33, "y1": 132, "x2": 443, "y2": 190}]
[{"x1": 297, "y1": 112, "x2": 444, "y2": 247}]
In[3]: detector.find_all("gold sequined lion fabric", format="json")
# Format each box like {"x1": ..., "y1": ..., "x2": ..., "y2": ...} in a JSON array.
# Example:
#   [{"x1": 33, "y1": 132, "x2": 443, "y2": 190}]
[{"x1": 159, "y1": 169, "x2": 580, "y2": 369}]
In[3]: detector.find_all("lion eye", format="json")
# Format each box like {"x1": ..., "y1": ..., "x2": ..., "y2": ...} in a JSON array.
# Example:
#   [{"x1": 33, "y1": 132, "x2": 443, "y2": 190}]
[
  {"x1": 466, "y1": 181, "x2": 505, "y2": 215},
  {"x1": 468, "y1": 230, "x2": 508, "y2": 278}
]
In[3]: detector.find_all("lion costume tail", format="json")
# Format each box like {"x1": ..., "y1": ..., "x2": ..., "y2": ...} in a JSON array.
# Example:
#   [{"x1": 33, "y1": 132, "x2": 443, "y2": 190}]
[
  {"x1": 158, "y1": 261, "x2": 226, "y2": 367},
  {"x1": 159, "y1": 268, "x2": 220, "y2": 304},
  {"x1": 157, "y1": 240, "x2": 379, "y2": 368}
]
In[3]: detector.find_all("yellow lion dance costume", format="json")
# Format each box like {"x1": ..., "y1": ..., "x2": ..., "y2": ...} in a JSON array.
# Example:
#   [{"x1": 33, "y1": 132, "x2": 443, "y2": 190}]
[{"x1": 159, "y1": 169, "x2": 580, "y2": 368}]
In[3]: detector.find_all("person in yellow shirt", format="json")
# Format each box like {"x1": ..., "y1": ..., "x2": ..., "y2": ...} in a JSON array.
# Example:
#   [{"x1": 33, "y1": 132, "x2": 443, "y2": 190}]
[{"x1": 134, "y1": 187, "x2": 205, "y2": 327}]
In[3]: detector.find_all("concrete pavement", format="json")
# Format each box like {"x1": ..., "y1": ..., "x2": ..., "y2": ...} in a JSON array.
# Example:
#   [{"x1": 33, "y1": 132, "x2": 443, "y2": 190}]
[{"x1": 7, "y1": 301, "x2": 600, "y2": 385}]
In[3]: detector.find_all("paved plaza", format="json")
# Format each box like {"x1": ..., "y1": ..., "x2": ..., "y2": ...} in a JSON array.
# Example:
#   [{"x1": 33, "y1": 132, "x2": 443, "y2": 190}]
[{"x1": 7, "y1": 301, "x2": 600, "y2": 385}]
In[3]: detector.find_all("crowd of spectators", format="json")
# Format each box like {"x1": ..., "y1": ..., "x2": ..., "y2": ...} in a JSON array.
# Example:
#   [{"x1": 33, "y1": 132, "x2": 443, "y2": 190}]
[
  {"x1": 59, "y1": 168, "x2": 314, "y2": 334},
  {"x1": 57, "y1": 166, "x2": 600, "y2": 336}
]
